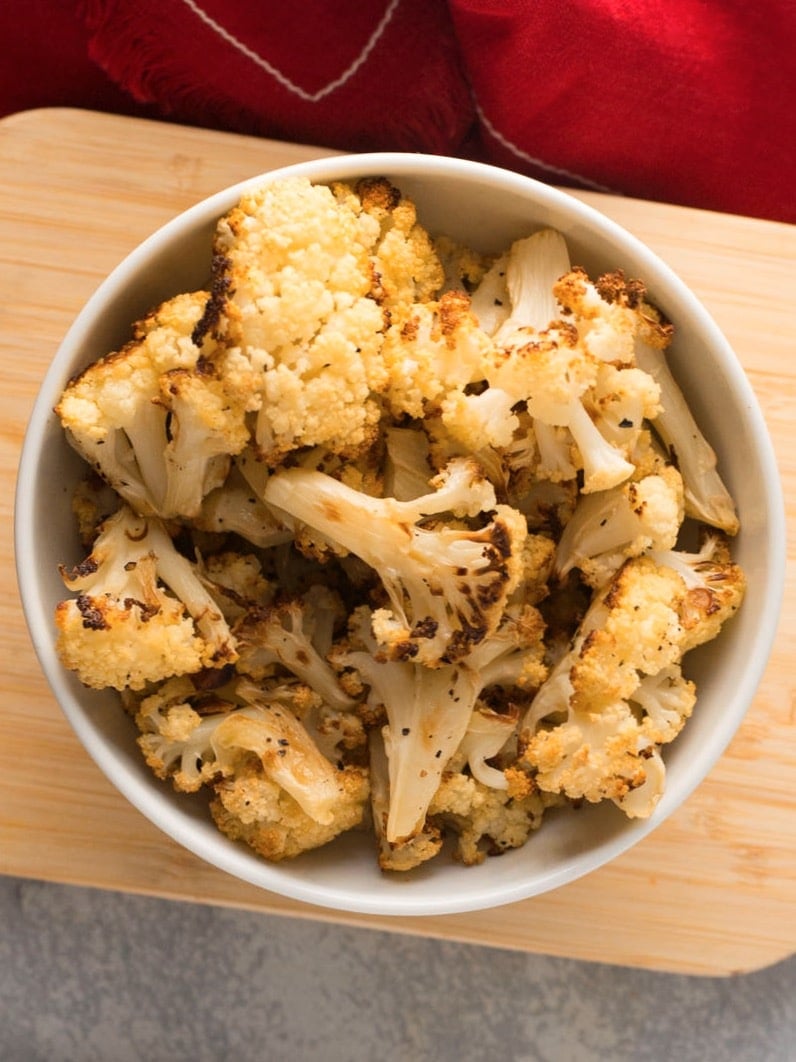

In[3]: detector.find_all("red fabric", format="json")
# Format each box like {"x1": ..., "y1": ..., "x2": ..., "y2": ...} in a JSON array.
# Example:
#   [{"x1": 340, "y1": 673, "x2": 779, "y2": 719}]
[
  {"x1": 450, "y1": 0, "x2": 796, "y2": 221},
  {"x1": 0, "y1": 0, "x2": 152, "y2": 120},
  {"x1": 2, "y1": 1, "x2": 794, "y2": 224},
  {"x1": 79, "y1": 0, "x2": 474, "y2": 154}
]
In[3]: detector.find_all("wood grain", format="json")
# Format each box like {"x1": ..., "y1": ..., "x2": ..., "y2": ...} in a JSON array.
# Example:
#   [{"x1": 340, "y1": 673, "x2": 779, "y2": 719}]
[{"x1": 2, "y1": 108, "x2": 794, "y2": 976}]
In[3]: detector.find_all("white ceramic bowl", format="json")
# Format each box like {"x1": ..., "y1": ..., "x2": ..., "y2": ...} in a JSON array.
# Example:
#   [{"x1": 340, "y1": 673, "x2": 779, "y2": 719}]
[{"x1": 15, "y1": 153, "x2": 786, "y2": 916}]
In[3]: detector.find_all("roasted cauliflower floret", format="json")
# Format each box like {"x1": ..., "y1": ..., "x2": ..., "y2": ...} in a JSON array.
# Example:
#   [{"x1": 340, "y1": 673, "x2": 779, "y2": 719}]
[
  {"x1": 55, "y1": 506, "x2": 236, "y2": 691},
  {"x1": 456, "y1": 705, "x2": 520, "y2": 790},
  {"x1": 636, "y1": 337, "x2": 740, "y2": 534},
  {"x1": 521, "y1": 549, "x2": 743, "y2": 817},
  {"x1": 353, "y1": 175, "x2": 445, "y2": 326},
  {"x1": 198, "y1": 550, "x2": 276, "y2": 623},
  {"x1": 135, "y1": 676, "x2": 245, "y2": 791},
  {"x1": 382, "y1": 290, "x2": 493, "y2": 421},
  {"x1": 233, "y1": 586, "x2": 354, "y2": 712},
  {"x1": 491, "y1": 228, "x2": 572, "y2": 342},
  {"x1": 564, "y1": 266, "x2": 738, "y2": 533},
  {"x1": 521, "y1": 664, "x2": 697, "y2": 818},
  {"x1": 653, "y1": 533, "x2": 746, "y2": 652},
  {"x1": 264, "y1": 457, "x2": 527, "y2": 667},
  {"x1": 211, "y1": 761, "x2": 369, "y2": 862},
  {"x1": 367, "y1": 729, "x2": 443, "y2": 872},
  {"x1": 136, "y1": 676, "x2": 369, "y2": 857},
  {"x1": 523, "y1": 699, "x2": 658, "y2": 816},
  {"x1": 554, "y1": 466, "x2": 685, "y2": 587},
  {"x1": 198, "y1": 176, "x2": 388, "y2": 462},
  {"x1": 485, "y1": 318, "x2": 656, "y2": 493},
  {"x1": 56, "y1": 291, "x2": 259, "y2": 520},
  {"x1": 429, "y1": 769, "x2": 558, "y2": 865},
  {"x1": 332, "y1": 603, "x2": 547, "y2": 846},
  {"x1": 470, "y1": 250, "x2": 666, "y2": 494}
]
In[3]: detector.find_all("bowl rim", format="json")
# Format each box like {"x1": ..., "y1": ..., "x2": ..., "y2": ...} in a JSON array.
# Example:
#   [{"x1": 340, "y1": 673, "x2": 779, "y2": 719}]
[{"x1": 14, "y1": 151, "x2": 787, "y2": 916}]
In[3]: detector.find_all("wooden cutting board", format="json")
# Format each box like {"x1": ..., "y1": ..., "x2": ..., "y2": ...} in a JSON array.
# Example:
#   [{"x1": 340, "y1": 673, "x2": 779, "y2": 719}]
[{"x1": 1, "y1": 108, "x2": 794, "y2": 976}]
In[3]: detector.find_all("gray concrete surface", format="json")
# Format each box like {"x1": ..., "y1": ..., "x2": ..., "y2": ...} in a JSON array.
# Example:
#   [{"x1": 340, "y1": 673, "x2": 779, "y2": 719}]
[{"x1": 0, "y1": 874, "x2": 793, "y2": 1061}]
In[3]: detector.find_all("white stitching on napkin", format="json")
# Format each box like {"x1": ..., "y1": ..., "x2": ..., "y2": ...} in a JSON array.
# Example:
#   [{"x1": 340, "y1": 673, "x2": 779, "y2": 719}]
[
  {"x1": 179, "y1": 0, "x2": 401, "y2": 102},
  {"x1": 475, "y1": 103, "x2": 615, "y2": 194}
]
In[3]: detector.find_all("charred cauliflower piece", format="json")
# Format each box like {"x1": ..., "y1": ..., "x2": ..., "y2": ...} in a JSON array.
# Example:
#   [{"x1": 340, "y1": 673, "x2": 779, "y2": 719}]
[
  {"x1": 197, "y1": 176, "x2": 389, "y2": 462},
  {"x1": 264, "y1": 457, "x2": 527, "y2": 667},
  {"x1": 521, "y1": 547, "x2": 745, "y2": 818},
  {"x1": 554, "y1": 467, "x2": 685, "y2": 587},
  {"x1": 56, "y1": 291, "x2": 259, "y2": 520},
  {"x1": 135, "y1": 676, "x2": 369, "y2": 859},
  {"x1": 381, "y1": 290, "x2": 494, "y2": 422},
  {"x1": 332, "y1": 603, "x2": 547, "y2": 848},
  {"x1": 233, "y1": 586, "x2": 354, "y2": 712},
  {"x1": 211, "y1": 763, "x2": 368, "y2": 863},
  {"x1": 353, "y1": 175, "x2": 445, "y2": 326},
  {"x1": 429, "y1": 769, "x2": 559, "y2": 866},
  {"x1": 55, "y1": 506, "x2": 236, "y2": 691}
]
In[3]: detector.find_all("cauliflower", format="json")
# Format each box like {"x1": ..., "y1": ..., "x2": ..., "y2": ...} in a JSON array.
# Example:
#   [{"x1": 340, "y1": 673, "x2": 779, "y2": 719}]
[
  {"x1": 233, "y1": 586, "x2": 355, "y2": 712},
  {"x1": 554, "y1": 467, "x2": 685, "y2": 586},
  {"x1": 69, "y1": 472, "x2": 124, "y2": 548},
  {"x1": 429, "y1": 768, "x2": 557, "y2": 865},
  {"x1": 135, "y1": 676, "x2": 246, "y2": 792},
  {"x1": 521, "y1": 549, "x2": 743, "y2": 817},
  {"x1": 457, "y1": 705, "x2": 520, "y2": 790},
  {"x1": 353, "y1": 175, "x2": 445, "y2": 325},
  {"x1": 521, "y1": 686, "x2": 688, "y2": 818},
  {"x1": 381, "y1": 235, "x2": 568, "y2": 451},
  {"x1": 468, "y1": 251, "x2": 511, "y2": 336},
  {"x1": 192, "y1": 459, "x2": 294, "y2": 549},
  {"x1": 214, "y1": 681, "x2": 366, "y2": 826},
  {"x1": 335, "y1": 619, "x2": 482, "y2": 845},
  {"x1": 55, "y1": 506, "x2": 236, "y2": 690},
  {"x1": 382, "y1": 424, "x2": 434, "y2": 502},
  {"x1": 211, "y1": 764, "x2": 368, "y2": 863},
  {"x1": 521, "y1": 661, "x2": 698, "y2": 819},
  {"x1": 434, "y1": 233, "x2": 493, "y2": 296},
  {"x1": 367, "y1": 728, "x2": 443, "y2": 872},
  {"x1": 471, "y1": 259, "x2": 668, "y2": 495},
  {"x1": 381, "y1": 289, "x2": 493, "y2": 421},
  {"x1": 492, "y1": 228, "x2": 571, "y2": 342},
  {"x1": 563, "y1": 558, "x2": 691, "y2": 707},
  {"x1": 585, "y1": 363, "x2": 662, "y2": 460},
  {"x1": 52, "y1": 175, "x2": 746, "y2": 871},
  {"x1": 560, "y1": 266, "x2": 739, "y2": 534},
  {"x1": 553, "y1": 266, "x2": 653, "y2": 364},
  {"x1": 136, "y1": 676, "x2": 369, "y2": 859},
  {"x1": 440, "y1": 386, "x2": 520, "y2": 452},
  {"x1": 332, "y1": 603, "x2": 547, "y2": 846},
  {"x1": 636, "y1": 338, "x2": 740, "y2": 533},
  {"x1": 508, "y1": 533, "x2": 557, "y2": 607},
  {"x1": 198, "y1": 550, "x2": 275, "y2": 623},
  {"x1": 264, "y1": 457, "x2": 527, "y2": 667},
  {"x1": 488, "y1": 323, "x2": 637, "y2": 492},
  {"x1": 652, "y1": 533, "x2": 746, "y2": 652},
  {"x1": 197, "y1": 176, "x2": 389, "y2": 462},
  {"x1": 56, "y1": 291, "x2": 258, "y2": 520}
]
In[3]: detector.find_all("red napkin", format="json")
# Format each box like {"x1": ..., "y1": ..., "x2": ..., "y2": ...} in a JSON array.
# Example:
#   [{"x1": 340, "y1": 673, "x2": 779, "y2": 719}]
[
  {"x1": 79, "y1": 0, "x2": 475, "y2": 154},
  {"x1": 2, "y1": 1, "x2": 794, "y2": 223},
  {"x1": 451, "y1": 0, "x2": 796, "y2": 222}
]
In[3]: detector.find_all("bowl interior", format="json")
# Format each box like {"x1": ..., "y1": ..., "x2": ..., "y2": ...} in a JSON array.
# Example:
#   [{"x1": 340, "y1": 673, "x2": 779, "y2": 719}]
[{"x1": 15, "y1": 153, "x2": 785, "y2": 915}]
